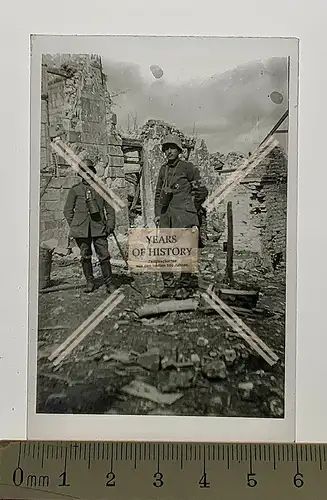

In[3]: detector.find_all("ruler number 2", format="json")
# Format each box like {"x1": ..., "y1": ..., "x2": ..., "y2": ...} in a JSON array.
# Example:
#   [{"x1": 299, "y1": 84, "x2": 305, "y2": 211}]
[{"x1": 106, "y1": 472, "x2": 116, "y2": 487}]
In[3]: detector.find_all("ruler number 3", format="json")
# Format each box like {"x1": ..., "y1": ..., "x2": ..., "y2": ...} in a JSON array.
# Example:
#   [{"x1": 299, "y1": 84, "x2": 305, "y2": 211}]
[{"x1": 153, "y1": 472, "x2": 164, "y2": 487}]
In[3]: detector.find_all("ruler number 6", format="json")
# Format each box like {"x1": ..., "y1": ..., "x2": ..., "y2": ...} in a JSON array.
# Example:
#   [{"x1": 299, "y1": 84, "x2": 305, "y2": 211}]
[
  {"x1": 247, "y1": 473, "x2": 258, "y2": 488},
  {"x1": 293, "y1": 473, "x2": 304, "y2": 488},
  {"x1": 106, "y1": 472, "x2": 116, "y2": 487},
  {"x1": 153, "y1": 472, "x2": 164, "y2": 487}
]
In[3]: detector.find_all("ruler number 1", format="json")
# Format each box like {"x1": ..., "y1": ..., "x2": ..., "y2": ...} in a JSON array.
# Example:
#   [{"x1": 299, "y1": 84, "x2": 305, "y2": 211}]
[{"x1": 58, "y1": 471, "x2": 70, "y2": 487}]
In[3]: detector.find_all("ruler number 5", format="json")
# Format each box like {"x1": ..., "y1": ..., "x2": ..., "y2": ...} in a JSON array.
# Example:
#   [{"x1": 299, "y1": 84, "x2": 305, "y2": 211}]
[
  {"x1": 247, "y1": 473, "x2": 258, "y2": 488},
  {"x1": 153, "y1": 472, "x2": 164, "y2": 487}
]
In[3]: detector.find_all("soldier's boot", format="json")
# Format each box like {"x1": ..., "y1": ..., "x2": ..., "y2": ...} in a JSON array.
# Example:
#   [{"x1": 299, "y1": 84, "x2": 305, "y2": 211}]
[
  {"x1": 81, "y1": 260, "x2": 95, "y2": 293},
  {"x1": 175, "y1": 273, "x2": 198, "y2": 300},
  {"x1": 151, "y1": 286, "x2": 176, "y2": 299},
  {"x1": 151, "y1": 273, "x2": 176, "y2": 299},
  {"x1": 100, "y1": 259, "x2": 116, "y2": 294}
]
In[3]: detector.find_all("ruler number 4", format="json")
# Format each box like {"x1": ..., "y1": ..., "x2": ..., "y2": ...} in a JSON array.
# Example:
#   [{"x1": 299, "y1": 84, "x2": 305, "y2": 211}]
[{"x1": 199, "y1": 472, "x2": 210, "y2": 488}]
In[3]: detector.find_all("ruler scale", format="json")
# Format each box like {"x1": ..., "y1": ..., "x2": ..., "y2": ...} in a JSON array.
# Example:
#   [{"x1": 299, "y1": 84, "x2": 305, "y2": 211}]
[{"x1": 0, "y1": 442, "x2": 327, "y2": 499}]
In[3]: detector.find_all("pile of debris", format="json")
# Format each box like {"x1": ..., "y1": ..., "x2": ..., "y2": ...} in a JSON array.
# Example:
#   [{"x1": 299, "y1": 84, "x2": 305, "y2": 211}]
[
  {"x1": 37, "y1": 277, "x2": 284, "y2": 418},
  {"x1": 209, "y1": 150, "x2": 245, "y2": 171},
  {"x1": 140, "y1": 120, "x2": 196, "y2": 153}
]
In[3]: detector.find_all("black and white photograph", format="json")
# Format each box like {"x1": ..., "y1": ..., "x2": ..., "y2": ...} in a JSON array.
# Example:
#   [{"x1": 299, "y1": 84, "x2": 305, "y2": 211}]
[{"x1": 28, "y1": 35, "x2": 298, "y2": 441}]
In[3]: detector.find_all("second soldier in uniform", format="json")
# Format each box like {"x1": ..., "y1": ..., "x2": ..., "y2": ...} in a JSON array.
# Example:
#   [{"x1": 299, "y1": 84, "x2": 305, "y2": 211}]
[
  {"x1": 64, "y1": 159, "x2": 116, "y2": 294},
  {"x1": 153, "y1": 134, "x2": 208, "y2": 300}
]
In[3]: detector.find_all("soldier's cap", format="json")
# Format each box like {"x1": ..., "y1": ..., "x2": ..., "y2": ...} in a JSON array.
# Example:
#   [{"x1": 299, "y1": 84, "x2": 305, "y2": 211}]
[{"x1": 162, "y1": 134, "x2": 183, "y2": 152}]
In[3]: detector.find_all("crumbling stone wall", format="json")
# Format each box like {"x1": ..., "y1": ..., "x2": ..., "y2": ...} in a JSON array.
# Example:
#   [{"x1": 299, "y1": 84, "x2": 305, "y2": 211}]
[
  {"x1": 213, "y1": 145, "x2": 288, "y2": 268},
  {"x1": 40, "y1": 54, "x2": 128, "y2": 247}
]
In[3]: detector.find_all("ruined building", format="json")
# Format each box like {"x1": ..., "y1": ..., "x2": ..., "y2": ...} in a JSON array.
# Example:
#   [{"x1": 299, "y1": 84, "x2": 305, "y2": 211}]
[
  {"x1": 210, "y1": 145, "x2": 288, "y2": 269},
  {"x1": 39, "y1": 54, "x2": 288, "y2": 270}
]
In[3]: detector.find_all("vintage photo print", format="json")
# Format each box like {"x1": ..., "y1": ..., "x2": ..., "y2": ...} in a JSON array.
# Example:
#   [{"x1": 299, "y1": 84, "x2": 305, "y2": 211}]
[{"x1": 28, "y1": 35, "x2": 298, "y2": 441}]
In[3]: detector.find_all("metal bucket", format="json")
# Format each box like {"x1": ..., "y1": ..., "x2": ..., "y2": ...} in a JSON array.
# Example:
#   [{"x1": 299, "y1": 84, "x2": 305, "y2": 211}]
[{"x1": 39, "y1": 247, "x2": 53, "y2": 290}]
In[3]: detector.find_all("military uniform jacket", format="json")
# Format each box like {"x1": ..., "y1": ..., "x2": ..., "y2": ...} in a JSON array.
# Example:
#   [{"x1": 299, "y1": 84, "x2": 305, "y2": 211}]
[
  {"x1": 154, "y1": 159, "x2": 208, "y2": 228},
  {"x1": 64, "y1": 181, "x2": 116, "y2": 239}
]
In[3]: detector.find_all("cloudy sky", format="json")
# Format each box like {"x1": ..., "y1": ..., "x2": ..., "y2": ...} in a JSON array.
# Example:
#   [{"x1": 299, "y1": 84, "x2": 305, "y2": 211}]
[{"x1": 99, "y1": 37, "x2": 291, "y2": 154}]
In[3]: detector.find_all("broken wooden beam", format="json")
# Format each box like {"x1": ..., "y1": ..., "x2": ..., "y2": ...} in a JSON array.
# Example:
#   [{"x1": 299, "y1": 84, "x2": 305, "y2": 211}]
[
  {"x1": 39, "y1": 325, "x2": 69, "y2": 331},
  {"x1": 39, "y1": 283, "x2": 84, "y2": 294},
  {"x1": 46, "y1": 67, "x2": 75, "y2": 78},
  {"x1": 218, "y1": 288, "x2": 259, "y2": 309},
  {"x1": 225, "y1": 201, "x2": 234, "y2": 286},
  {"x1": 121, "y1": 380, "x2": 183, "y2": 405},
  {"x1": 136, "y1": 299, "x2": 198, "y2": 318}
]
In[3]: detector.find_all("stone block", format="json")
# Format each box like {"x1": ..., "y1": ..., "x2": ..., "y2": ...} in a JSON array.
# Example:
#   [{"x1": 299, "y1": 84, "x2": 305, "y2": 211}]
[
  {"x1": 40, "y1": 188, "x2": 61, "y2": 202},
  {"x1": 108, "y1": 145, "x2": 123, "y2": 156},
  {"x1": 41, "y1": 107, "x2": 48, "y2": 123},
  {"x1": 39, "y1": 209, "x2": 55, "y2": 221},
  {"x1": 81, "y1": 132, "x2": 107, "y2": 145},
  {"x1": 111, "y1": 156, "x2": 125, "y2": 167},
  {"x1": 41, "y1": 177, "x2": 61, "y2": 189},
  {"x1": 61, "y1": 176, "x2": 78, "y2": 189},
  {"x1": 67, "y1": 130, "x2": 80, "y2": 143},
  {"x1": 137, "y1": 348, "x2": 160, "y2": 372},
  {"x1": 42, "y1": 219, "x2": 58, "y2": 231},
  {"x1": 54, "y1": 211, "x2": 65, "y2": 221},
  {"x1": 106, "y1": 166, "x2": 125, "y2": 179},
  {"x1": 43, "y1": 200, "x2": 60, "y2": 212},
  {"x1": 109, "y1": 178, "x2": 126, "y2": 189},
  {"x1": 108, "y1": 134, "x2": 123, "y2": 147},
  {"x1": 40, "y1": 228, "x2": 57, "y2": 242}
]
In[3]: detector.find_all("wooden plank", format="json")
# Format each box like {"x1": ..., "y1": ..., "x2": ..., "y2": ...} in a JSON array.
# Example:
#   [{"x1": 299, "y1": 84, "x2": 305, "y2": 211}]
[
  {"x1": 124, "y1": 164, "x2": 141, "y2": 174},
  {"x1": 258, "y1": 109, "x2": 289, "y2": 147},
  {"x1": 219, "y1": 289, "x2": 258, "y2": 297},
  {"x1": 124, "y1": 159, "x2": 141, "y2": 164},
  {"x1": 136, "y1": 299, "x2": 198, "y2": 318},
  {"x1": 121, "y1": 380, "x2": 183, "y2": 405},
  {"x1": 225, "y1": 201, "x2": 234, "y2": 286},
  {"x1": 39, "y1": 283, "x2": 84, "y2": 294},
  {"x1": 218, "y1": 288, "x2": 259, "y2": 309},
  {"x1": 46, "y1": 67, "x2": 73, "y2": 78}
]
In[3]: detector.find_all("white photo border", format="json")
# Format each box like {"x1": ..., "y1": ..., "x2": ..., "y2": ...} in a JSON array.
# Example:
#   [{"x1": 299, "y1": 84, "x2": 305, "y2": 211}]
[{"x1": 28, "y1": 35, "x2": 299, "y2": 442}]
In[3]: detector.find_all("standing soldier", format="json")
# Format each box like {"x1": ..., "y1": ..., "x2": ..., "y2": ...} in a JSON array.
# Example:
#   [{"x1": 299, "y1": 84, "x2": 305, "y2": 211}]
[
  {"x1": 64, "y1": 159, "x2": 116, "y2": 294},
  {"x1": 153, "y1": 134, "x2": 208, "y2": 300}
]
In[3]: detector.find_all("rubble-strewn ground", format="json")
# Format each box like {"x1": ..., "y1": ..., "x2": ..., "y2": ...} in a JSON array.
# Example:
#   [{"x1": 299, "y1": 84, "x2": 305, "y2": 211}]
[{"x1": 37, "y1": 242, "x2": 286, "y2": 418}]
